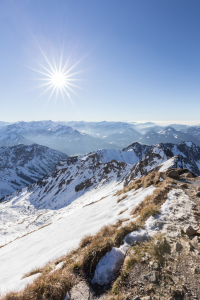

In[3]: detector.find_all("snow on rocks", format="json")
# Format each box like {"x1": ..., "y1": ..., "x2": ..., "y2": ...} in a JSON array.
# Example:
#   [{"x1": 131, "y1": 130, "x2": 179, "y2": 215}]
[
  {"x1": 50, "y1": 261, "x2": 65, "y2": 274},
  {"x1": 64, "y1": 291, "x2": 70, "y2": 300},
  {"x1": 92, "y1": 189, "x2": 197, "y2": 285},
  {"x1": 92, "y1": 243, "x2": 129, "y2": 285}
]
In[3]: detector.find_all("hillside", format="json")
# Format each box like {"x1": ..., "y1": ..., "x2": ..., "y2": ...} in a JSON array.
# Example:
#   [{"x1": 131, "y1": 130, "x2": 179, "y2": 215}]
[{"x1": 0, "y1": 144, "x2": 67, "y2": 198}]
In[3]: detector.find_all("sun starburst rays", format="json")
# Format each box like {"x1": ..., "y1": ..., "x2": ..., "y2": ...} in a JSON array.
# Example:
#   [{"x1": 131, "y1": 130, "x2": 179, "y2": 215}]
[{"x1": 31, "y1": 50, "x2": 84, "y2": 104}]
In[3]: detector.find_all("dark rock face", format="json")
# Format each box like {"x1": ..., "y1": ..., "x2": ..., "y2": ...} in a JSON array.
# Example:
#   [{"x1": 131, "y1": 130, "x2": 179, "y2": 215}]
[
  {"x1": 2, "y1": 151, "x2": 131, "y2": 210},
  {"x1": 166, "y1": 170, "x2": 180, "y2": 179}
]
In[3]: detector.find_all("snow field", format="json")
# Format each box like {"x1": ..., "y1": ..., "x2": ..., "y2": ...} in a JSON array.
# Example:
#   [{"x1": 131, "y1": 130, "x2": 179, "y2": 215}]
[{"x1": 0, "y1": 183, "x2": 155, "y2": 294}]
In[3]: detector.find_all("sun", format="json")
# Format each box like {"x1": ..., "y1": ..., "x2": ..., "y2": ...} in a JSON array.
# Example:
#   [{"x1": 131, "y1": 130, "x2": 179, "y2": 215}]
[
  {"x1": 51, "y1": 71, "x2": 66, "y2": 89},
  {"x1": 31, "y1": 41, "x2": 84, "y2": 104}
]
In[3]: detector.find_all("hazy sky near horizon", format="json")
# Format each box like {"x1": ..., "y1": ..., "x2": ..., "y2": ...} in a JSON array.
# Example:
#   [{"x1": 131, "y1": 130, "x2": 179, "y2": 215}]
[{"x1": 0, "y1": 0, "x2": 200, "y2": 124}]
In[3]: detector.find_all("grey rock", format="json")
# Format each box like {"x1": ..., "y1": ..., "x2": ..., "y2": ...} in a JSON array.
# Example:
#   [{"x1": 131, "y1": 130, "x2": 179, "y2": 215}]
[
  {"x1": 174, "y1": 242, "x2": 183, "y2": 252},
  {"x1": 178, "y1": 183, "x2": 188, "y2": 188},
  {"x1": 167, "y1": 170, "x2": 180, "y2": 179},
  {"x1": 149, "y1": 261, "x2": 159, "y2": 270},
  {"x1": 185, "y1": 172, "x2": 194, "y2": 178},
  {"x1": 184, "y1": 225, "x2": 198, "y2": 236},
  {"x1": 143, "y1": 271, "x2": 157, "y2": 283},
  {"x1": 133, "y1": 296, "x2": 141, "y2": 300}
]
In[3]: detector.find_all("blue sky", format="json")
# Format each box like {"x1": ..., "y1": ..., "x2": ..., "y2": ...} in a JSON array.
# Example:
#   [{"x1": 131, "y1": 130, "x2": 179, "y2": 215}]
[{"x1": 0, "y1": 0, "x2": 200, "y2": 124}]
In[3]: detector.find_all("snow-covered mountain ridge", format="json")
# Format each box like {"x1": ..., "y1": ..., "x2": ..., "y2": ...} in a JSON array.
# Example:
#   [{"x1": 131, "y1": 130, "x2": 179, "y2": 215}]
[
  {"x1": 0, "y1": 144, "x2": 67, "y2": 198},
  {"x1": 125, "y1": 141, "x2": 200, "y2": 184}
]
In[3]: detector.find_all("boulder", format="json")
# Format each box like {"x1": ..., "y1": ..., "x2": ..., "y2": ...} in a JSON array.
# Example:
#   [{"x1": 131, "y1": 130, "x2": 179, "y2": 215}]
[
  {"x1": 133, "y1": 297, "x2": 141, "y2": 300},
  {"x1": 166, "y1": 170, "x2": 180, "y2": 179},
  {"x1": 184, "y1": 225, "x2": 198, "y2": 236},
  {"x1": 149, "y1": 261, "x2": 159, "y2": 270},
  {"x1": 174, "y1": 242, "x2": 183, "y2": 252},
  {"x1": 141, "y1": 297, "x2": 151, "y2": 300},
  {"x1": 143, "y1": 271, "x2": 157, "y2": 283},
  {"x1": 195, "y1": 191, "x2": 200, "y2": 197},
  {"x1": 171, "y1": 289, "x2": 182, "y2": 297},
  {"x1": 178, "y1": 183, "x2": 188, "y2": 188},
  {"x1": 185, "y1": 172, "x2": 194, "y2": 178}
]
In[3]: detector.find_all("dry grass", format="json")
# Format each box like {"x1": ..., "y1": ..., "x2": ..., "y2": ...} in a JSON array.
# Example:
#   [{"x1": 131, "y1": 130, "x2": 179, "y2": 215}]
[
  {"x1": 118, "y1": 209, "x2": 128, "y2": 215},
  {"x1": 130, "y1": 177, "x2": 175, "y2": 223},
  {"x1": 79, "y1": 235, "x2": 92, "y2": 248},
  {"x1": 117, "y1": 195, "x2": 128, "y2": 203},
  {"x1": 116, "y1": 171, "x2": 163, "y2": 197},
  {"x1": 22, "y1": 268, "x2": 42, "y2": 279},
  {"x1": 3, "y1": 270, "x2": 74, "y2": 300}
]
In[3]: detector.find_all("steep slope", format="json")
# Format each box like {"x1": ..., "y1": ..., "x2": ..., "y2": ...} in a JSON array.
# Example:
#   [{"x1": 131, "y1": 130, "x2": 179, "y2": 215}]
[
  {"x1": 139, "y1": 126, "x2": 200, "y2": 146},
  {"x1": 125, "y1": 141, "x2": 200, "y2": 184},
  {"x1": 1, "y1": 165, "x2": 199, "y2": 298},
  {"x1": 0, "y1": 144, "x2": 67, "y2": 198},
  {"x1": 0, "y1": 142, "x2": 153, "y2": 247},
  {"x1": 0, "y1": 171, "x2": 155, "y2": 294}
]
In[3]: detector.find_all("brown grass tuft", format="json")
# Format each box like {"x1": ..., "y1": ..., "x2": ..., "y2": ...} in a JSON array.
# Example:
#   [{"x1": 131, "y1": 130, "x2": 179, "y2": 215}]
[{"x1": 117, "y1": 195, "x2": 128, "y2": 203}]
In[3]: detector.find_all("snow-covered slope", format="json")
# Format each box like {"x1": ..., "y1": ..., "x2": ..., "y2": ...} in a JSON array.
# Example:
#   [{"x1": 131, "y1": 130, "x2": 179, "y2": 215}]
[
  {"x1": 0, "y1": 142, "x2": 153, "y2": 247},
  {"x1": 0, "y1": 144, "x2": 67, "y2": 198},
  {"x1": 125, "y1": 141, "x2": 200, "y2": 184},
  {"x1": 0, "y1": 181, "x2": 155, "y2": 294}
]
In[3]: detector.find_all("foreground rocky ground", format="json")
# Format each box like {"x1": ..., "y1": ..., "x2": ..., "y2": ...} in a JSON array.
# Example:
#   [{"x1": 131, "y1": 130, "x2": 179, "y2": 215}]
[{"x1": 68, "y1": 174, "x2": 200, "y2": 300}]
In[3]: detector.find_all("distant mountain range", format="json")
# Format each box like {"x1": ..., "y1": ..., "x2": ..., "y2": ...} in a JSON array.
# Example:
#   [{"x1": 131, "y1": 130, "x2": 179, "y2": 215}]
[{"x1": 1, "y1": 120, "x2": 200, "y2": 155}]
